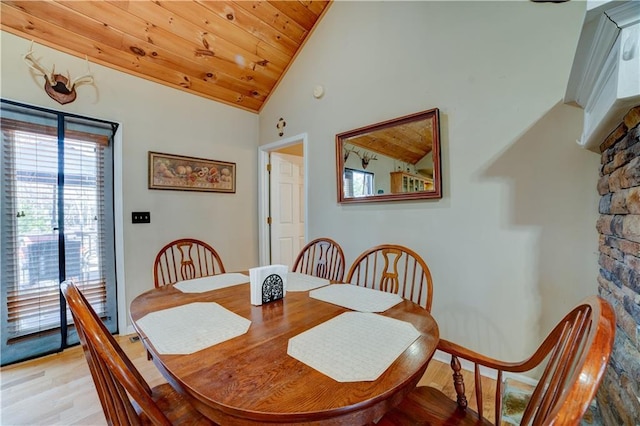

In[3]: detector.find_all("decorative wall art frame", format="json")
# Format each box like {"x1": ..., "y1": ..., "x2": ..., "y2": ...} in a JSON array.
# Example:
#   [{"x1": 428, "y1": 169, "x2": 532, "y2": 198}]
[
  {"x1": 336, "y1": 108, "x2": 442, "y2": 203},
  {"x1": 148, "y1": 151, "x2": 236, "y2": 193}
]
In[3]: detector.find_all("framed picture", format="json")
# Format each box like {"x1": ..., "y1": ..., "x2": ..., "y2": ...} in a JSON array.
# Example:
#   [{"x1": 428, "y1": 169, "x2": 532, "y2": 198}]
[{"x1": 148, "y1": 151, "x2": 236, "y2": 193}]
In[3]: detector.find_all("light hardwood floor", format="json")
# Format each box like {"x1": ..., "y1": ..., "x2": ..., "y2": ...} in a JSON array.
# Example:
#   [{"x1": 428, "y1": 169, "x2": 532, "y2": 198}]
[{"x1": 0, "y1": 335, "x2": 498, "y2": 425}]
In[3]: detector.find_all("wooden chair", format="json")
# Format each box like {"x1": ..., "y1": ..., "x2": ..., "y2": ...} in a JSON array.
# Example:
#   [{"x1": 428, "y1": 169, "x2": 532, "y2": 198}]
[
  {"x1": 377, "y1": 295, "x2": 615, "y2": 426},
  {"x1": 345, "y1": 244, "x2": 433, "y2": 311},
  {"x1": 153, "y1": 238, "x2": 225, "y2": 288},
  {"x1": 292, "y1": 237, "x2": 346, "y2": 281},
  {"x1": 60, "y1": 280, "x2": 215, "y2": 425}
]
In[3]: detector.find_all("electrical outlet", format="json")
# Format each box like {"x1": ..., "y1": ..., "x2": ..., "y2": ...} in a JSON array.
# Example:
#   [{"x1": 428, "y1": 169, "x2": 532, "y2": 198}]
[{"x1": 132, "y1": 212, "x2": 150, "y2": 223}]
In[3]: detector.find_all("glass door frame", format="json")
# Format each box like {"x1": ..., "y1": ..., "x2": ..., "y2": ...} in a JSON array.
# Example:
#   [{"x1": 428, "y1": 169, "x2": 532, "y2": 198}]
[{"x1": 0, "y1": 99, "x2": 118, "y2": 366}]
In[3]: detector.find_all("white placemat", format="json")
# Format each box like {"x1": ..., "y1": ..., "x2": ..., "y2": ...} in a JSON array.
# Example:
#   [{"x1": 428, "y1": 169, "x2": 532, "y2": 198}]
[
  {"x1": 287, "y1": 312, "x2": 420, "y2": 382},
  {"x1": 136, "y1": 302, "x2": 251, "y2": 354},
  {"x1": 173, "y1": 273, "x2": 249, "y2": 293},
  {"x1": 309, "y1": 284, "x2": 402, "y2": 312},
  {"x1": 287, "y1": 272, "x2": 330, "y2": 292}
]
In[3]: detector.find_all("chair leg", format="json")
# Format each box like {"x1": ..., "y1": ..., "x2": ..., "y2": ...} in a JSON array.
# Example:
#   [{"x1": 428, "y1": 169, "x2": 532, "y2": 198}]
[{"x1": 451, "y1": 355, "x2": 468, "y2": 409}]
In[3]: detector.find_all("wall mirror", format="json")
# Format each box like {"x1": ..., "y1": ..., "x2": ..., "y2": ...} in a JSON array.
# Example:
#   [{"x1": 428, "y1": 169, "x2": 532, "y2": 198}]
[{"x1": 336, "y1": 108, "x2": 441, "y2": 203}]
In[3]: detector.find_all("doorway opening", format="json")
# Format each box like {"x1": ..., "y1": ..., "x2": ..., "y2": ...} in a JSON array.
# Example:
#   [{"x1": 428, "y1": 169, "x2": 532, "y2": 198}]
[{"x1": 258, "y1": 133, "x2": 309, "y2": 268}]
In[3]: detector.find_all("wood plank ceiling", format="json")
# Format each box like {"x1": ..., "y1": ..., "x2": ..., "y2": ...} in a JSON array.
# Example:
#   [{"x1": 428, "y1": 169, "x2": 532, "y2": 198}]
[
  {"x1": 346, "y1": 120, "x2": 434, "y2": 165},
  {"x1": 0, "y1": 1, "x2": 332, "y2": 113}
]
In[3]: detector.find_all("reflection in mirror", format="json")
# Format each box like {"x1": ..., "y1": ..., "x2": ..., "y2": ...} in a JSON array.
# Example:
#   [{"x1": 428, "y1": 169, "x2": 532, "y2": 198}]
[
  {"x1": 336, "y1": 108, "x2": 441, "y2": 203},
  {"x1": 343, "y1": 168, "x2": 375, "y2": 197}
]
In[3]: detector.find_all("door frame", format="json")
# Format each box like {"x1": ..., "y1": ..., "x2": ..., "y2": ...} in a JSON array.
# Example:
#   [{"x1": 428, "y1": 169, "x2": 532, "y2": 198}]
[
  {"x1": 0, "y1": 99, "x2": 120, "y2": 364},
  {"x1": 113, "y1": 127, "x2": 127, "y2": 335},
  {"x1": 258, "y1": 133, "x2": 309, "y2": 266}
]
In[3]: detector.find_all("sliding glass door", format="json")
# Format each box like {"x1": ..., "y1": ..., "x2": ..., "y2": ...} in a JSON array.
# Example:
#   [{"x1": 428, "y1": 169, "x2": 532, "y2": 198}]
[{"x1": 1, "y1": 100, "x2": 118, "y2": 365}]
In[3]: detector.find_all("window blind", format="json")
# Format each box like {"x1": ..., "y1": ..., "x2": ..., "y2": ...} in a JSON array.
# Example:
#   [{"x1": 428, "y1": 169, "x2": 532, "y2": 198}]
[{"x1": 1, "y1": 101, "x2": 117, "y2": 364}]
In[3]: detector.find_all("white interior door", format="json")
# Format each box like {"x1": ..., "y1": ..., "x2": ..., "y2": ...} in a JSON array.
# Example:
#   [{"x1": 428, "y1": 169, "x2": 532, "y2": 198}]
[{"x1": 270, "y1": 152, "x2": 304, "y2": 269}]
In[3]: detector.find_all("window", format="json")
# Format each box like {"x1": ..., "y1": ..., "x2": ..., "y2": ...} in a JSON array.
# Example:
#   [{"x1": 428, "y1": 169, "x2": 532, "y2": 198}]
[
  {"x1": 0, "y1": 99, "x2": 118, "y2": 365},
  {"x1": 343, "y1": 168, "x2": 374, "y2": 197}
]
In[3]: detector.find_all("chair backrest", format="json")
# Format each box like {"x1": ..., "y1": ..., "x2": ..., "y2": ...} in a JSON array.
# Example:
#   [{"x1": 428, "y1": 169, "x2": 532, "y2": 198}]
[
  {"x1": 438, "y1": 296, "x2": 615, "y2": 425},
  {"x1": 345, "y1": 244, "x2": 433, "y2": 311},
  {"x1": 521, "y1": 296, "x2": 615, "y2": 425},
  {"x1": 60, "y1": 281, "x2": 172, "y2": 426},
  {"x1": 292, "y1": 237, "x2": 346, "y2": 281},
  {"x1": 153, "y1": 238, "x2": 225, "y2": 288}
]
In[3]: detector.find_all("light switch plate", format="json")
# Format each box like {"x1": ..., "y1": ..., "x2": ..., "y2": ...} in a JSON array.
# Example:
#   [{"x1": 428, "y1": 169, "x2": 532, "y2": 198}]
[{"x1": 132, "y1": 212, "x2": 150, "y2": 223}]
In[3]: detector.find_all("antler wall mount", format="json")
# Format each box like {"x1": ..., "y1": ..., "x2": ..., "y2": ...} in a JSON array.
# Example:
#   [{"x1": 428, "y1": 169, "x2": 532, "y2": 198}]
[
  {"x1": 359, "y1": 151, "x2": 378, "y2": 169},
  {"x1": 23, "y1": 42, "x2": 94, "y2": 105},
  {"x1": 343, "y1": 146, "x2": 358, "y2": 162},
  {"x1": 343, "y1": 144, "x2": 378, "y2": 169}
]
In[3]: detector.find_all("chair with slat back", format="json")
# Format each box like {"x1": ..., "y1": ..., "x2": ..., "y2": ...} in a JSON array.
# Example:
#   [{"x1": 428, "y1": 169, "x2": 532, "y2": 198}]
[
  {"x1": 60, "y1": 280, "x2": 215, "y2": 425},
  {"x1": 345, "y1": 244, "x2": 433, "y2": 311},
  {"x1": 292, "y1": 237, "x2": 346, "y2": 282},
  {"x1": 377, "y1": 295, "x2": 615, "y2": 426},
  {"x1": 153, "y1": 238, "x2": 225, "y2": 288}
]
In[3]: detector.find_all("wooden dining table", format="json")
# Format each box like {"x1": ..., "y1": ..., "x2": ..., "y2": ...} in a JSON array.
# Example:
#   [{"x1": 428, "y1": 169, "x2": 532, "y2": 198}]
[{"x1": 130, "y1": 276, "x2": 439, "y2": 425}]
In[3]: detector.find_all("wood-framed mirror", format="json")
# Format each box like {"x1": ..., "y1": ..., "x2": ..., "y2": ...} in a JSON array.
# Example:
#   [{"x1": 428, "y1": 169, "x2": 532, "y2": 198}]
[{"x1": 336, "y1": 108, "x2": 442, "y2": 203}]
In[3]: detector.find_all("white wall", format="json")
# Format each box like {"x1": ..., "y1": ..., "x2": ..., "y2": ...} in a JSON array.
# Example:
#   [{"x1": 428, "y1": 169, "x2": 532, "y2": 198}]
[
  {"x1": 259, "y1": 1, "x2": 601, "y2": 363},
  {"x1": 1, "y1": 32, "x2": 259, "y2": 332},
  {"x1": 1, "y1": 1, "x2": 604, "y2": 367}
]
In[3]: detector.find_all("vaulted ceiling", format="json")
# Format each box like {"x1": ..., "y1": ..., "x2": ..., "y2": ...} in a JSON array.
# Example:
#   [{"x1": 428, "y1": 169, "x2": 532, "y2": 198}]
[
  {"x1": 346, "y1": 119, "x2": 434, "y2": 166},
  {"x1": 0, "y1": 1, "x2": 332, "y2": 113}
]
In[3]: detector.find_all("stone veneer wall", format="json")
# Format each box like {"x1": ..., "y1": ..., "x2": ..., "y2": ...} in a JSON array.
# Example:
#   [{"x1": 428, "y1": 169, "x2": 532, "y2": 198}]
[{"x1": 596, "y1": 105, "x2": 640, "y2": 425}]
